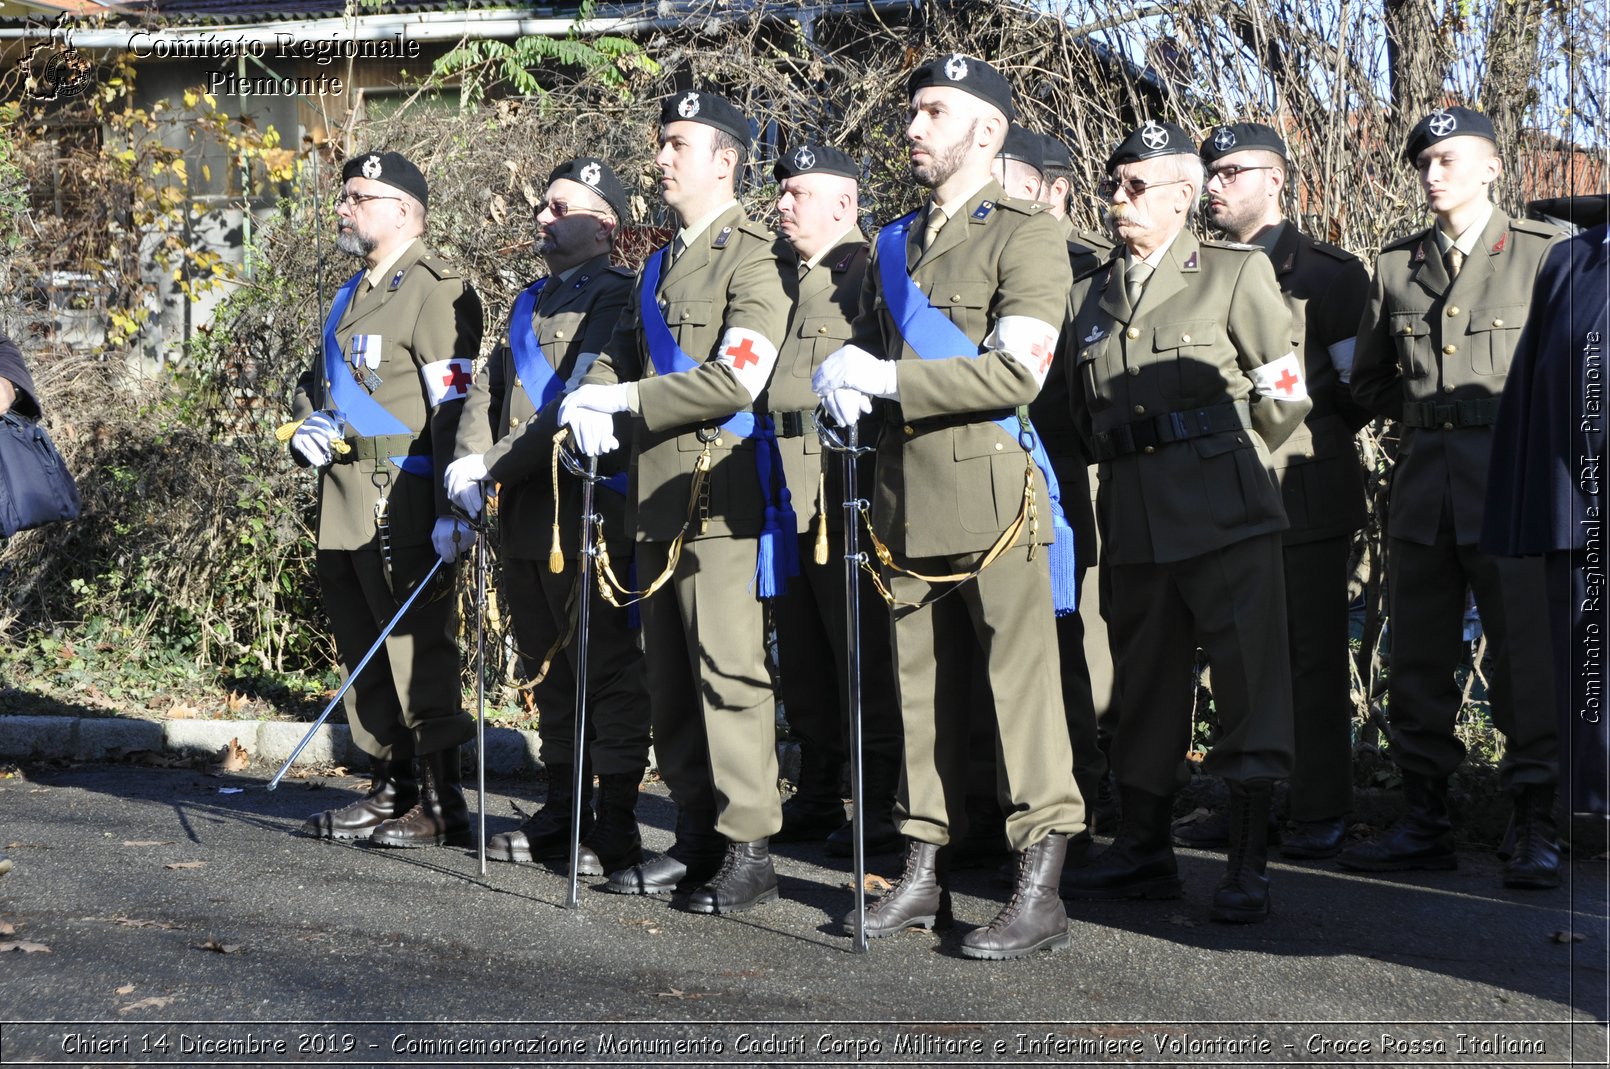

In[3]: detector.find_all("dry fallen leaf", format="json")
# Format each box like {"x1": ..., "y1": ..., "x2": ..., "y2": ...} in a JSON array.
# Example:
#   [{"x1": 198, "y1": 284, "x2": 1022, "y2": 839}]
[
  {"x1": 116, "y1": 984, "x2": 135, "y2": 995},
  {"x1": 123, "y1": 840, "x2": 175, "y2": 848},
  {"x1": 164, "y1": 861, "x2": 206, "y2": 870},
  {"x1": 113, "y1": 918, "x2": 179, "y2": 930},
  {"x1": 166, "y1": 702, "x2": 202, "y2": 720},
  {"x1": 119, "y1": 996, "x2": 173, "y2": 1013},
  {"x1": 217, "y1": 737, "x2": 250, "y2": 773},
  {"x1": 1552, "y1": 930, "x2": 1585, "y2": 944},
  {"x1": 0, "y1": 940, "x2": 51, "y2": 953},
  {"x1": 196, "y1": 939, "x2": 242, "y2": 954},
  {"x1": 863, "y1": 873, "x2": 893, "y2": 893},
  {"x1": 0, "y1": 920, "x2": 13, "y2": 935},
  {"x1": 654, "y1": 988, "x2": 707, "y2": 1000},
  {"x1": 225, "y1": 691, "x2": 247, "y2": 714}
]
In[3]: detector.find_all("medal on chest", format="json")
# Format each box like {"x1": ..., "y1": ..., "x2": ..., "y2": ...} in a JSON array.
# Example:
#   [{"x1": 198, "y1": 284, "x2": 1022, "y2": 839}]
[{"x1": 350, "y1": 333, "x2": 384, "y2": 392}]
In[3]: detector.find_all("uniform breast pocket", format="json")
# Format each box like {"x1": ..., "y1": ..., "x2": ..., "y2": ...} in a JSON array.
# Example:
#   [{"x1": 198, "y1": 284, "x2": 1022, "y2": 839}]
[
  {"x1": 536, "y1": 310, "x2": 586, "y2": 354},
  {"x1": 931, "y1": 281, "x2": 990, "y2": 339},
  {"x1": 1074, "y1": 341, "x2": 1110, "y2": 413},
  {"x1": 1468, "y1": 305, "x2": 1527, "y2": 376},
  {"x1": 662, "y1": 297, "x2": 713, "y2": 347},
  {"x1": 796, "y1": 315, "x2": 852, "y2": 377},
  {"x1": 1152, "y1": 320, "x2": 1222, "y2": 398},
  {"x1": 1388, "y1": 311, "x2": 1431, "y2": 379}
]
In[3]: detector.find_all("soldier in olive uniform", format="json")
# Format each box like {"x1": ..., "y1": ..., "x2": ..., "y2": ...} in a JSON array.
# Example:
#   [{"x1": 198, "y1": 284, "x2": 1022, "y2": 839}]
[
  {"x1": 290, "y1": 151, "x2": 482, "y2": 848},
  {"x1": 1167, "y1": 122, "x2": 1372, "y2": 859},
  {"x1": 1343, "y1": 107, "x2": 1562, "y2": 888},
  {"x1": 1059, "y1": 121, "x2": 1308, "y2": 923},
  {"x1": 812, "y1": 54, "x2": 1083, "y2": 960},
  {"x1": 444, "y1": 158, "x2": 651, "y2": 877},
  {"x1": 767, "y1": 143, "x2": 904, "y2": 857},
  {"x1": 559, "y1": 92, "x2": 794, "y2": 914}
]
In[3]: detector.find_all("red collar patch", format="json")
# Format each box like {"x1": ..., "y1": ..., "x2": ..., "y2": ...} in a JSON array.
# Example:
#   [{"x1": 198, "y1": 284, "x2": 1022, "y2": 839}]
[{"x1": 1492, "y1": 233, "x2": 1507, "y2": 253}]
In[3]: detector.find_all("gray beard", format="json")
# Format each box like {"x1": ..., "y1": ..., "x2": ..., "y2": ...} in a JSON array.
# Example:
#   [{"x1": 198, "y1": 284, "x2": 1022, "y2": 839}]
[{"x1": 336, "y1": 228, "x2": 376, "y2": 259}]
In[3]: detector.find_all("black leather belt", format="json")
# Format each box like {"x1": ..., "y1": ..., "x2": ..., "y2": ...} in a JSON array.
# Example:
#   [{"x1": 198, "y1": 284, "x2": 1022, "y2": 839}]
[
  {"x1": 774, "y1": 410, "x2": 813, "y2": 438},
  {"x1": 1092, "y1": 400, "x2": 1251, "y2": 461},
  {"x1": 1399, "y1": 397, "x2": 1501, "y2": 429}
]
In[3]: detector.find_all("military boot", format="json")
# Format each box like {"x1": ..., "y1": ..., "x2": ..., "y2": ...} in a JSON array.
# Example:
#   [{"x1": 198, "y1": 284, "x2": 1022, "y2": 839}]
[
  {"x1": 369, "y1": 747, "x2": 472, "y2": 849},
  {"x1": 864, "y1": 840, "x2": 953, "y2": 937},
  {"x1": 827, "y1": 754, "x2": 903, "y2": 857},
  {"x1": 962, "y1": 833, "x2": 1072, "y2": 960},
  {"x1": 1337, "y1": 773, "x2": 1456, "y2": 872},
  {"x1": 487, "y1": 764, "x2": 591, "y2": 864},
  {"x1": 1061, "y1": 786, "x2": 1182, "y2": 900},
  {"x1": 602, "y1": 810, "x2": 724, "y2": 895},
  {"x1": 573, "y1": 771, "x2": 644, "y2": 876},
  {"x1": 1211, "y1": 780, "x2": 1274, "y2": 923},
  {"x1": 1503, "y1": 785, "x2": 1562, "y2": 890},
  {"x1": 686, "y1": 839, "x2": 779, "y2": 914},
  {"x1": 301, "y1": 759, "x2": 417, "y2": 841},
  {"x1": 775, "y1": 747, "x2": 847, "y2": 843}
]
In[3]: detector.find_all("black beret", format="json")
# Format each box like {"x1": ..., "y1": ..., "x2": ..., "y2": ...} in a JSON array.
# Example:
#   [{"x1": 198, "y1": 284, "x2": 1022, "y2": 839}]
[
  {"x1": 1525, "y1": 194, "x2": 1609, "y2": 234},
  {"x1": 996, "y1": 123, "x2": 1041, "y2": 168},
  {"x1": 1404, "y1": 106, "x2": 1497, "y2": 162},
  {"x1": 1104, "y1": 119, "x2": 1196, "y2": 171},
  {"x1": 660, "y1": 90, "x2": 750, "y2": 146},
  {"x1": 906, "y1": 52, "x2": 1015, "y2": 121},
  {"x1": 547, "y1": 156, "x2": 630, "y2": 222},
  {"x1": 1199, "y1": 122, "x2": 1288, "y2": 165},
  {"x1": 342, "y1": 151, "x2": 427, "y2": 210},
  {"x1": 1038, "y1": 132, "x2": 1074, "y2": 172},
  {"x1": 773, "y1": 142, "x2": 859, "y2": 182}
]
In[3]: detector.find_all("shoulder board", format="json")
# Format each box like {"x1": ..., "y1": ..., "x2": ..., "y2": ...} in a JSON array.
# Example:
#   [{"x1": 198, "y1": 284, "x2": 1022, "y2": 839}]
[
  {"x1": 606, "y1": 264, "x2": 636, "y2": 278},
  {"x1": 1511, "y1": 217, "x2": 1559, "y2": 239},
  {"x1": 1075, "y1": 228, "x2": 1115, "y2": 251},
  {"x1": 1309, "y1": 240, "x2": 1358, "y2": 263},
  {"x1": 736, "y1": 217, "x2": 775, "y2": 241},
  {"x1": 415, "y1": 255, "x2": 462, "y2": 281},
  {"x1": 1201, "y1": 238, "x2": 1259, "y2": 253},
  {"x1": 994, "y1": 196, "x2": 1045, "y2": 216},
  {"x1": 1381, "y1": 229, "x2": 1427, "y2": 252}
]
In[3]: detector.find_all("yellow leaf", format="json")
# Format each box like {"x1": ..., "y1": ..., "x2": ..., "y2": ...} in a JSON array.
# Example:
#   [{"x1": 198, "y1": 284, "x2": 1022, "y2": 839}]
[
  {"x1": 172, "y1": 159, "x2": 187, "y2": 181},
  {"x1": 183, "y1": 89, "x2": 198, "y2": 108}
]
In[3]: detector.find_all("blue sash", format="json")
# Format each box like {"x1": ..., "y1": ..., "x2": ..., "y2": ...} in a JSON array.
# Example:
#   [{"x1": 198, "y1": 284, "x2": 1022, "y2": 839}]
[
  {"x1": 322, "y1": 271, "x2": 431, "y2": 477},
  {"x1": 511, "y1": 277, "x2": 628, "y2": 496},
  {"x1": 875, "y1": 212, "x2": 1077, "y2": 614},
  {"x1": 639, "y1": 246, "x2": 797, "y2": 597}
]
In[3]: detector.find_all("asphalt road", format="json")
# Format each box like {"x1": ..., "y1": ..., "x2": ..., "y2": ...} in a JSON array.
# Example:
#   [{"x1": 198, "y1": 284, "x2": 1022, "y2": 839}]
[{"x1": 0, "y1": 763, "x2": 1605, "y2": 1067}]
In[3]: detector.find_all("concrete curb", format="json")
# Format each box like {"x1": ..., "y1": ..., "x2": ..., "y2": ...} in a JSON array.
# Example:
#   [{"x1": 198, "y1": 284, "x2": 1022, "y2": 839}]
[{"x1": 0, "y1": 715, "x2": 798, "y2": 782}]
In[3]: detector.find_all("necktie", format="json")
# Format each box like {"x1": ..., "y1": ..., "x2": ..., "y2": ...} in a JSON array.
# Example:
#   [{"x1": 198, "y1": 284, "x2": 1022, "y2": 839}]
[
  {"x1": 1125, "y1": 261, "x2": 1154, "y2": 309},
  {"x1": 1444, "y1": 247, "x2": 1464, "y2": 281},
  {"x1": 670, "y1": 235, "x2": 687, "y2": 264},
  {"x1": 922, "y1": 205, "x2": 946, "y2": 252}
]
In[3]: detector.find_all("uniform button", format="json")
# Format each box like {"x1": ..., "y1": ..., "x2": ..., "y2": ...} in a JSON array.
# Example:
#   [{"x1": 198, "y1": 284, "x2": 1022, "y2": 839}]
[
  {"x1": 1442, "y1": 384, "x2": 1455, "y2": 394},
  {"x1": 1443, "y1": 344, "x2": 1457, "y2": 355},
  {"x1": 1180, "y1": 333, "x2": 1192, "y2": 343},
  {"x1": 817, "y1": 325, "x2": 828, "y2": 334},
  {"x1": 1080, "y1": 349, "x2": 1090, "y2": 359},
  {"x1": 1126, "y1": 327, "x2": 1140, "y2": 340},
  {"x1": 947, "y1": 294, "x2": 959, "y2": 304},
  {"x1": 1446, "y1": 306, "x2": 1459, "y2": 317},
  {"x1": 1127, "y1": 366, "x2": 1139, "y2": 376},
  {"x1": 1132, "y1": 404, "x2": 1145, "y2": 415},
  {"x1": 514, "y1": 377, "x2": 522, "y2": 388},
  {"x1": 554, "y1": 330, "x2": 565, "y2": 339},
  {"x1": 994, "y1": 442, "x2": 1003, "y2": 450},
  {"x1": 1441, "y1": 422, "x2": 1454, "y2": 430},
  {"x1": 1400, "y1": 324, "x2": 1414, "y2": 335},
  {"x1": 1143, "y1": 445, "x2": 1155, "y2": 454},
  {"x1": 1492, "y1": 318, "x2": 1505, "y2": 328},
  {"x1": 903, "y1": 424, "x2": 915, "y2": 436},
  {"x1": 680, "y1": 311, "x2": 690, "y2": 320},
  {"x1": 510, "y1": 418, "x2": 520, "y2": 430}
]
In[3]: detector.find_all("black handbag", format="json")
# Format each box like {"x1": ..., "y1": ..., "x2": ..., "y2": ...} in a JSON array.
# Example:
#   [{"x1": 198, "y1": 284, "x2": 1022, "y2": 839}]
[{"x1": 0, "y1": 410, "x2": 81, "y2": 537}]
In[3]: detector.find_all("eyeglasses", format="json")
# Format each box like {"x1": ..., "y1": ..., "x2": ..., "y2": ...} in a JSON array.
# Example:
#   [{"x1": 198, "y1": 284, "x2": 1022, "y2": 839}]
[
  {"x1": 334, "y1": 191, "x2": 403, "y2": 208},
  {"x1": 1207, "y1": 164, "x2": 1275, "y2": 186},
  {"x1": 1099, "y1": 176, "x2": 1190, "y2": 200},
  {"x1": 533, "y1": 200, "x2": 610, "y2": 219}
]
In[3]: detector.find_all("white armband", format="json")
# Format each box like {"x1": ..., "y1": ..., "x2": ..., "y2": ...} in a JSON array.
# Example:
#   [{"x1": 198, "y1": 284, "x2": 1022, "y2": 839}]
[
  {"x1": 422, "y1": 357, "x2": 475, "y2": 407},
  {"x1": 1251, "y1": 351, "x2": 1307, "y2": 402},
  {"x1": 985, "y1": 315, "x2": 1061, "y2": 388},
  {"x1": 713, "y1": 327, "x2": 778, "y2": 402},
  {"x1": 1326, "y1": 338, "x2": 1356, "y2": 384}
]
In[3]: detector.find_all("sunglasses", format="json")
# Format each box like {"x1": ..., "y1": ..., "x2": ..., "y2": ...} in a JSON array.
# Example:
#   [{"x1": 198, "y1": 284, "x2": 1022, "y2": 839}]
[{"x1": 1099, "y1": 176, "x2": 1190, "y2": 199}]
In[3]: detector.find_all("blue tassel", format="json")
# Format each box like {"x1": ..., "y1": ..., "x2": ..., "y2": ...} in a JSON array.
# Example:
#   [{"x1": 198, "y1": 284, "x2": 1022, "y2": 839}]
[
  {"x1": 1049, "y1": 523, "x2": 1078, "y2": 617},
  {"x1": 754, "y1": 513, "x2": 781, "y2": 599}
]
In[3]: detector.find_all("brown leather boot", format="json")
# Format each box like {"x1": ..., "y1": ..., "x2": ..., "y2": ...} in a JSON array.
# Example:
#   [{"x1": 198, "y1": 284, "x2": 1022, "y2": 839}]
[
  {"x1": 369, "y1": 748, "x2": 472, "y2": 849},
  {"x1": 962, "y1": 833, "x2": 1072, "y2": 960},
  {"x1": 574, "y1": 771, "x2": 644, "y2": 876},
  {"x1": 489, "y1": 764, "x2": 591, "y2": 864},
  {"x1": 864, "y1": 840, "x2": 952, "y2": 937},
  {"x1": 301, "y1": 759, "x2": 417, "y2": 840}
]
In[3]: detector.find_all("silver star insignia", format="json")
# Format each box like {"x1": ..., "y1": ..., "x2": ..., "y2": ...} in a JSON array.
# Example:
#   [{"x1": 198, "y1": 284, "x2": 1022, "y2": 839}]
[{"x1": 1140, "y1": 120, "x2": 1169, "y2": 150}]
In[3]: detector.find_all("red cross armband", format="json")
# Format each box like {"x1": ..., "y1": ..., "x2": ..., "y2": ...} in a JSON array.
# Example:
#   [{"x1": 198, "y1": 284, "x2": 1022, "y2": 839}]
[
  {"x1": 1250, "y1": 351, "x2": 1307, "y2": 402},
  {"x1": 422, "y1": 357, "x2": 475, "y2": 407},
  {"x1": 714, "y1": 327, "x2": 778, "y2": 402}
]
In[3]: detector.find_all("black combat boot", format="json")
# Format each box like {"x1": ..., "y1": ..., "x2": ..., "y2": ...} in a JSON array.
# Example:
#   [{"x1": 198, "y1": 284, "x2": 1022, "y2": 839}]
[
  {"x1": 775, "y1": 748, "x2": 847, "y2": 843},
  {"x1": 573, "y1": 771, "x2": 644, "y2": 876},
  {"x1": 487, "y1": 764, "x2": 591, "y2": 864},
  {"x1": 1503, "y1": 785, "x2": 1562, "y2": 890},
  {"x1": 1337, "y1": 773, "x2": 1456, "y2": 872},
  {"x1": 301, "y1": 758, "x2": 417, "y2": 840},
  {"x1": 827, "y1": 755, "x2": 904, "y2": 857},
  {"x1": 1281, "y1": 815, "x2": 1348, "y2": 859},
  {"x1": 962, "y1": 833, "x2": 1073, "y2": 960},
  {"x1": 1061, "y1": 786, "x2": 1182, "y2": 900},
  {"x1": 369, "y1": 747, "x2": 472, "y2": 849},
  {"x1": 864, "y1": 840, "x2": 953, "y2": 937},
  {"x1": 602, "y1": 810, "x2": 724, "y2": 895},
  {"x1": 1211, "y1": 780, "x2": 1274, "y2": 923},
  {"x1": 686, "y1": 839, "x2": 779, "y2": 914}
]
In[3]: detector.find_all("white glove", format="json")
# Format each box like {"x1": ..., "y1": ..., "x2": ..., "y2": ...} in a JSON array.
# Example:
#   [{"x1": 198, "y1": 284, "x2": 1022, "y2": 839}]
[
  {"x1": 822, "y1": 387, "x2": 872, "y2": 428},
  {"x1": 431, "y1": 516, "x2": 476, "y2": 564},
  {"x1": 290, "y1": 412, "x2": 342, "y2": 468},
  {"x1": 563, "y1": 408, "x2": 620, "y2": 456},
  {"x1": 812, "y1": 344, "x2": 899, "y2": 399},
  {"x1": 444, "y1": 455, "x2": 489, "y2": 518},
  {"x1": 561, "y1": 382, "x2": 631, "y2": 416}
]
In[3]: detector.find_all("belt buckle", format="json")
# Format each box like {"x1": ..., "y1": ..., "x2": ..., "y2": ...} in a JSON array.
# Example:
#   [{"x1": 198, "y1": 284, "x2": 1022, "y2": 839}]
[{"x1": 781, "y1": 411, "x2": 804, "y2": 438}]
